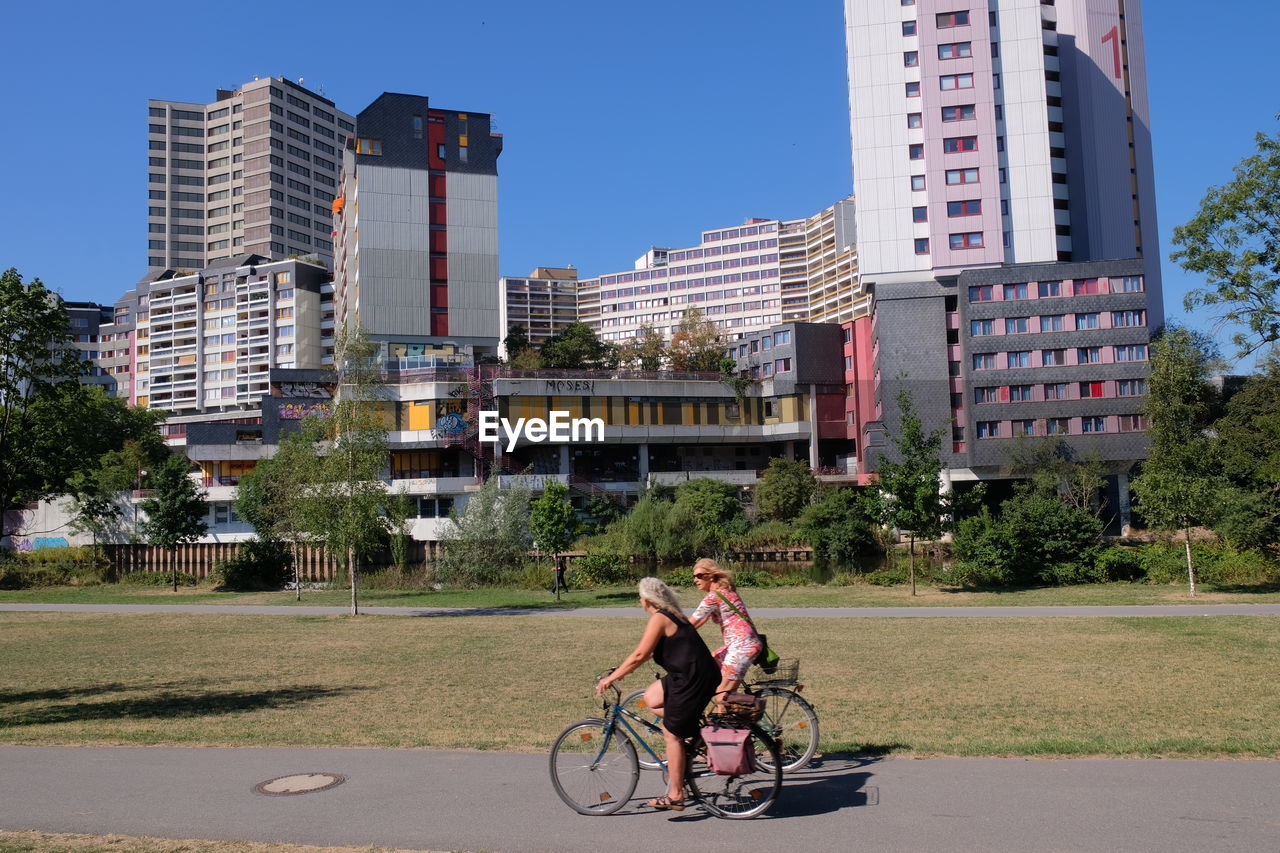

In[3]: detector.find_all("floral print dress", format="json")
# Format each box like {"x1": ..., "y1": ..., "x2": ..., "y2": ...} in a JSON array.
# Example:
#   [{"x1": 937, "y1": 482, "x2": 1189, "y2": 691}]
[{"x1": 692, "y1": 589, "x2": 763, "y2": 680}]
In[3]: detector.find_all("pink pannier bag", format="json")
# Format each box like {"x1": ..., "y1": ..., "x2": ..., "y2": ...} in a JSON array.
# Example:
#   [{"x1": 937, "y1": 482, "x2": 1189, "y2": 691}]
[{"x1": 700, "y1": 724, "x2": 756, "y2": 776}]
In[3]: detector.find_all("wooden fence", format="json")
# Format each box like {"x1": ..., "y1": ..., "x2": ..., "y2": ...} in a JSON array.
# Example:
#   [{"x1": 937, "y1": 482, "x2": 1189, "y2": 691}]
[{"x1": 104, "y1": 540, "x2": 444, "y2": 582}]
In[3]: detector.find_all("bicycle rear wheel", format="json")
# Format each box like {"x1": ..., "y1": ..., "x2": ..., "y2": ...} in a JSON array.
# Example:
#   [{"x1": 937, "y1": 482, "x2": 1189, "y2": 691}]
[
  {"x1": 549, "y1": 718, "x2": 639, "y2": 815},
  {"x1": 685, "y1": 724, "x2": 782, "y2": 819},
  {"x1": 619, "y1": 688, "x2": 668, "y2": 770},
  {"x1": 755, "y1": 686, "x2": 819, "y2": 772}
]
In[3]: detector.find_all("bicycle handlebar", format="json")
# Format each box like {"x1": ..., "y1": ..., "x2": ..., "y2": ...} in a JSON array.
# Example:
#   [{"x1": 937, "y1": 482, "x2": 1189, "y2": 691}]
[{"x1": 594, "y1": 669, "x2": 622, "y2": 703}]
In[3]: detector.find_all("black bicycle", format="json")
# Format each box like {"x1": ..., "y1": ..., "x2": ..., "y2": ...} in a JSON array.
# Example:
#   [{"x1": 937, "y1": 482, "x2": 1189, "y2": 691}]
[{"x1": 549, "y1": 673, "x2": 783, "y2": 819}]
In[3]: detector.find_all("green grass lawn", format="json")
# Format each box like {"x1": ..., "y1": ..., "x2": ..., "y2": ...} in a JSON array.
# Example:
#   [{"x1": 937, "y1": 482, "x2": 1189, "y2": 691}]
[
  {"x1": 2, "y1": 611, "x2": 1277, "y2": 758},
  {"x1": 2, "y1": 580, "x2": 1279, "y2": 608}
]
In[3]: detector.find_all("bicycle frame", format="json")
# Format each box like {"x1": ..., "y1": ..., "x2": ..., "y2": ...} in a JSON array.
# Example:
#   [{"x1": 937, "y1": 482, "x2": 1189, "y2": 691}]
[{"x1": 593, "y1": 701, "x2": 666, "y2": 768}]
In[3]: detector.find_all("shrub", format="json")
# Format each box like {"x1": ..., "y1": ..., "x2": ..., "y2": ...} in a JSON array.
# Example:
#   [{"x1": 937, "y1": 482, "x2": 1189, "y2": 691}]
[
  {"x1": 120, "y1": 569, "x2": 198, "y2": 587},
  {"x1": 952, "y1": 496, "x2": 1104, "y2": 587},
  {"x1": 796, "y1": 487, "x2": 878, "y2": 567},
  {"x1": 0, "y1": 548, "x2": 110, "y2": 589},
  {"x1": 950, "y1": 509, "x2": 1014, "y2": 586},
  {"x1": 435, "y1": 477, "x2": 533, "y2": 586},
  {"x1": 862, "y1": 568, "x2": 907, "y2": 587},
  {"x1": 573, "y1": 550, "x2": 635, "y2": 587},
  {"x1": 726, "y1": 521, "x2": 803, "y2": 551},
  {"x1": 663, "y1": 567, "x2": 694, "y2": 587},
  {"x1": 754, "y1": 458, "x2": 817, "y2": 522},
  {"x1": 1138, "y1": 541, "x2": 1279, "y2": 585},
  {"x1": 214, "y1": 539, "x2": 293, "y2": 591},
  {"x1": 1095, "y1": 546, "x2": 1144, "y2": 582},
  {"x1": 828, "y1": 571, "x2": 859, "y2": 586}
]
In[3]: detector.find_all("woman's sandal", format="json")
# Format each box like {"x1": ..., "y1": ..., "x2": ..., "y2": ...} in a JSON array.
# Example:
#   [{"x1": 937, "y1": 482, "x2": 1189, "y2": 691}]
[{"x1": 648, "y1": 795, "x2": 687, "y2": 811}]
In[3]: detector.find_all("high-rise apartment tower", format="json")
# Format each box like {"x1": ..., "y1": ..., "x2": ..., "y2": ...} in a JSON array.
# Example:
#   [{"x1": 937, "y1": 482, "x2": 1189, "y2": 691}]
[{"x1": 147, "y1": 78, "x2": 355, "y2": 272}]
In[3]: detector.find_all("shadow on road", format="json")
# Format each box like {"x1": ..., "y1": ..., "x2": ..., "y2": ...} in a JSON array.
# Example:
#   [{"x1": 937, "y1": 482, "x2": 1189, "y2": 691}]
[{"x1": 0, "y1": 681, "x2": 365, "y2": 727}]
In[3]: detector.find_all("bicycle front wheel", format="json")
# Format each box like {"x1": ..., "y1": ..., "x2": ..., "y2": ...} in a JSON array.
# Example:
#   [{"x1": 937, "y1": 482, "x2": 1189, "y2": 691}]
[
  {"x1": 686, "y1": 724, "x2": 782, "y2": 819},
  {"x1": 549, "y1": 718, "x2": 639, "y2": 815},
  {"x1": 619, "y1": 688, "x2": 668, "y2": 770},
  {"x1": 755, "y1": 686, "x2": 820, "y2": 772}
]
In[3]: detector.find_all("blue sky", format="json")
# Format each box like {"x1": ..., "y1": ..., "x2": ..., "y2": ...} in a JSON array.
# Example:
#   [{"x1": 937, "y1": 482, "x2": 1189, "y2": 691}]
[{"x1": 1, "y1": 0, "x2": 1275, "y2": 365}]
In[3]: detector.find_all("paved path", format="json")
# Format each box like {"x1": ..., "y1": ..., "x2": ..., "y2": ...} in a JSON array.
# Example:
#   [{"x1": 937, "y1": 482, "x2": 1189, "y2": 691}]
[
  {"x1": 3, "y1": 602, "x2": 1280, "y2": 618},
  {"x1": 1, "y1": 746, "x2": 1277, "y2": 851}
]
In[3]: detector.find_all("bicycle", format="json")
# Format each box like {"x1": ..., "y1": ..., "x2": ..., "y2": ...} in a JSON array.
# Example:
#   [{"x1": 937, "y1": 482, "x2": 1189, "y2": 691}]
[
  {"x1": 549, "y1": 673, "x2": 783, "y2": 819},
  {"x1": 622, "y1": 658, "x2": 819, "y2": 773}
]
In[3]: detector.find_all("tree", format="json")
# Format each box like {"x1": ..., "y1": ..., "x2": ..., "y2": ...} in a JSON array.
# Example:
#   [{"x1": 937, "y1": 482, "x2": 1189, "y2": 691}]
[
  {"x1": 1129, "y1": 328, "x2": 1226, "y2": 596},
  {"x1": 503, "y1": 324, "x2": 532, "y2": 361},
  {"x1": 529, "y1": 480, "x2": 579, "y2": 600},
  {"x1": 66, "y1": 435, "x2": 168, "y2": 560},
  {"x1": 674, "y1": 478, "x2": 747, "y2": 553},
  {"x1": 139, "y1": 453, "x2": 209, "y2": 591},
  {"x1": 668, "y1": 308, "x2": 723, "y2": 373},
  {"x1": 874, "y1": 388, "x2": 947, "y2": 595},
  {"x1": 1006, "y1": 437, "x2": 1107, "y2": 517},
  {"x1": 1206, "y1": 355, "x2": 1280, "y2": 551},
  {"x1": 1171, "y1": 122, "x2": 1280, "y2": 357},
  {"x1": 235, "y1": 431, "x2": 317, "y2": 598},
  {"x1": 754, "y1": 457, "x2": 817, "y2": 522},
  {"x1": 295, "y1": 327, "x2": 394, "y2": 615},
  {"x1": 0, "y1": 268, "x2": 86, "y2": 537},
  {"x1": 623, "y1": 325, "x2": 666, "y2": 372},
  {"x1": 436, "y1": 475, "x2": 533, "y2": 585},
  {"x1": 796, "y1": 487, "x2": 878, "y2": 567},
  {"x1": 540, "y1": 322, "x2": 619, "y2": 369}
]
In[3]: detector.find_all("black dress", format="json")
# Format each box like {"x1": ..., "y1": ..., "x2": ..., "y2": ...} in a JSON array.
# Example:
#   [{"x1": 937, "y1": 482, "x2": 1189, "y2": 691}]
[{"x1": 653, "y1": 610, "x2": 720, "y2": 738}]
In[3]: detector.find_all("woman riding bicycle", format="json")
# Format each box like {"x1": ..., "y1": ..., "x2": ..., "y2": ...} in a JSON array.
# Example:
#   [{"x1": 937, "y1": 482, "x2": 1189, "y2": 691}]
[
  {"x1": 689, "y1": 558, "x2": 763, "y2": 702},
  {"x1": 596, "y1": 577, "x2": 719, "y2": 811}
]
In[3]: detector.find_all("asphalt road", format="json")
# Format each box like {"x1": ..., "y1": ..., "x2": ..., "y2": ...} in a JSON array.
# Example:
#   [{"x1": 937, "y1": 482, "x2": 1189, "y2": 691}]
[
  {"x1": 4, "y1": 602, "x2": 1280, "y2": 618},
  {"x1": 1, "y1": 746, "x2": 1277, "y2": 852}
]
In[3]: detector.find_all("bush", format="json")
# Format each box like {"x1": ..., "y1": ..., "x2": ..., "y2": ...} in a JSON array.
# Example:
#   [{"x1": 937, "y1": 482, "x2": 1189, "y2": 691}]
[
  {"x1": 120, "y1": 569, "x2": 198, "y2": 587},
  {"x1": 1095, "y1": 546, "x2": 1144, "y2": 582},
  {"x1": 862, "y1": 568, "x2": 907, "y2": 587},
  {"x1": 1138, "y1": 541, "x2": 1278, "y2": 585},
  {"x1": 663, "y1": 567, "x2": 694, "y2": 587},
  {"x1": 215, "y1": 539, "x2": 293, "y2": 591},
  {"x1": 573, "y1": 550, "x2": 635, "y2": 587},
  {"x1": 726, "y1": 521, "x2": 803, "y2": 552},
  {"x1": 828, "y1": 571, "x2": 859, "y2": 586},
  {"x1": 0, "y1": 548, "x2": 110, "y2": 589},
  {"x1": 796, "y1": 487, "x2": 878, "y2": 567},
  {"x1": 951, "y1": 496, "x2": 1104, "y2": 587},
  {"x1": 754, "y1": 458, "x2": 817, "y2": 522}
]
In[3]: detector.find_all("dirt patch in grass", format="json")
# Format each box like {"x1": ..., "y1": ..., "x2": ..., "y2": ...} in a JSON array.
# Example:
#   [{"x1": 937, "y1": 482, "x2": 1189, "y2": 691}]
[{"x1": 1, "y1": 612, "x2": 1277, "y2": 758}]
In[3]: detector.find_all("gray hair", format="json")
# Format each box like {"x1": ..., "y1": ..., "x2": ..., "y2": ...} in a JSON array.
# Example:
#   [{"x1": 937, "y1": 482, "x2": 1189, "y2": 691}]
[{"x1": 638, "y1": 577, "x2": 685, "y2": 621}]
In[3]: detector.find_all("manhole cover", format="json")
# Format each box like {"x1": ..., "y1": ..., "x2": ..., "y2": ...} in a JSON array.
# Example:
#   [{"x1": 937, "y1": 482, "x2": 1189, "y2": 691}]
[{"x1": 253, "y1": 773, "x2": 347, "y2": 796}]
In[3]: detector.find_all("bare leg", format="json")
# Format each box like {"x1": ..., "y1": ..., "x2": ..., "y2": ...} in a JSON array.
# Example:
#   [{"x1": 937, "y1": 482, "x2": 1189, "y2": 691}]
[
  {"x1": 662, "y1": 725, "x2": 685, "y2": 801},
  {"x1": 643, "y1": 679, "x2": 666, "y2": 718}
]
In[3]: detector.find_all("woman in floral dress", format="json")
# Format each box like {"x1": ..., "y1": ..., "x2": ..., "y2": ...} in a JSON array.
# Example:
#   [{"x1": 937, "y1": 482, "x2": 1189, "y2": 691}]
[{"x1": 689, "y1": 557, "x2": 763, "y2": 700}]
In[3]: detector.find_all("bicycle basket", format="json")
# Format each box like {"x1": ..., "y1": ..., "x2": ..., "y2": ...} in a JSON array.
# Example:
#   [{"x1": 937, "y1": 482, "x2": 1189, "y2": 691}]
[
  {"x1": 749, "y1": 658, "x2": 799, "y2": 685},
  {"x1": 720, "y1": 693, "x2": 764, "y2": 722}
]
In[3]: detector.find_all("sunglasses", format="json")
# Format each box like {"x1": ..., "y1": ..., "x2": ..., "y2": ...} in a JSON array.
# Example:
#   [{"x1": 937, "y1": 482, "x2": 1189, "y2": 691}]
[{"x1": 693, "y1": 573, "x2": 711, "y2": 580}]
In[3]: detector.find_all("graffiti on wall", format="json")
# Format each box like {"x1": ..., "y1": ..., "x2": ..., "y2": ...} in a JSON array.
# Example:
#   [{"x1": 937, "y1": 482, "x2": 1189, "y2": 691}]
[
  {"x1": 280, "y1": 402, "x2": 333, "y2": 420},
  {"x1": 8, "y1": 537, "x2": 69, "y2": 551}
]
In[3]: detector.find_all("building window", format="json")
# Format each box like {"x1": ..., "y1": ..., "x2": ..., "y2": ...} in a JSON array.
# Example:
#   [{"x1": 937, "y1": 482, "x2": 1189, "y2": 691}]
[
  {"x1": 1006, "y1": 317, "x2": 1029, "y2": 334},
  {"x1": 1000, "y1": 283, "x2": 1027, "y2": 300},
  {"x1": 913, "y1": 206, "x2": 928, "y2": 222},
  {"x1": 903, "y1": 20, "x2": 917, "y2": 36},
  {"x1": 974, "y1": 387, "x2": 999, "y2": 403},
  {"x1": 1118, "y1": 379, "x2": 1147, "y2": 396},
  {"x1": 1073, "y1": 278, "x2": 1103, "y2": 295},
  {"x1": 945, "y1": 167, "x2": 979, "y2": 185},
  {"x1": 904, "y1": 51, "x2": 919, "y2": 67},
  {"x1": 968, "y1": 285, "x2": 993, "y2": 302},
  {"x1": 971, "y1": 319, "x2": 994, "y2": 336},
  {"x1": 948, "y1": 199, "x2": 982, "y2": 217},
  {"x1": 1044, "y1": 382, "x2": 1069, "y2": 400},
  {"x1": 1081, "y1": 416, "x2": 1107, "y2": 433},
  {"x1": 943, "y1": 136, "x2": 978, "y2": 153},
  {"x1": 914, "y1": 238, "x2": 930, "y2": 254},
  {"x1": 911, "y1": 174, "x2": 927, "y2": 191},
  {"x1": 1080, "y1": 381, "x2": 1104, "y2": 398},
  {"x1": 356, "y1": 138, "x2": 382, "y2": 155},
  {"x1": 1046, "y1": 417, "x2": 1070, "y2": 435},
  {"x1": 940, "y1": 73, "x2": 975, "y2": 90},
  {"x1": 941, "y1": 104, "x2": 976, "y2": 122},
  {"x1": 1115, "y1": 276, "x2": 1144, "y2": 293},
  {"x1": 936, "y1": 11, "x2": 970, "y2": 27},
  {"x1": 1118, "y1": 414, "x2": 1148, "y2": 432},
  {"x1": 949, "y1": 232, "x2": 984, "y2": 249},
  {"x1": 972, "y1": 353, "x2": 996, "y2": 370},
  {"x1": 1075, "y1": 313, "x2": 1099, "y2": 330},
  {"x1": 905, "y1": 82, "x2": 921, "y2": 97},
  {"x1": 907, "y1": 112, "x2": 923, "y2": 128},
  {"x1": 1078, "y1": 347, "x2": 1103, "y2": 364},
  {"x1": 1013, "y1": 419, "x2": 1036, "y2": 436},
  {"x1": 1007, "y1": 351, "x2": 1031, "y2": 368},
  {"x1": 976, "y1": 421, "x2": 999, "y2": 439},
  {"x1": 909, "y1": 143, "x2": 924, "y2": 159},
  {"x1": 1009, "y1": 384, "x2": 1033, "y2": 402},
  {"x1": 1112, "y1": 310, "x2": 1146, "y2": 327},
  {"x1": 1115, "y1": 344, "x2": 1148, "y2": 362},
  {"x1": 1037, "y1": 280, "x2": 1062, "y2": 297},
  {"x1": 938, "y1": 41, "x2": 973, "y2": 59},
  {"x1": 1041, "y1": 314, "x2": 1066, "y2": 333}
]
